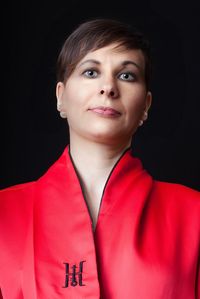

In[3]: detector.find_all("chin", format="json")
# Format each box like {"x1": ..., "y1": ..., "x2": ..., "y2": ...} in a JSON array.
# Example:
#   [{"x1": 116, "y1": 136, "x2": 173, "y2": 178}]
[{"x1": 85, "y1": 129, "x2": 130, "y2": 146}]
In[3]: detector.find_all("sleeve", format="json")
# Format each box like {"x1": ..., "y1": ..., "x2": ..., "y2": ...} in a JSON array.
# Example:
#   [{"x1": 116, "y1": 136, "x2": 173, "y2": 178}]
[
  {"x1": 0, "y1": 182, "x2": 35, "y2": 296},
  {"x1": 197, "y1": 254, "x2": 200, "y2": 299}
]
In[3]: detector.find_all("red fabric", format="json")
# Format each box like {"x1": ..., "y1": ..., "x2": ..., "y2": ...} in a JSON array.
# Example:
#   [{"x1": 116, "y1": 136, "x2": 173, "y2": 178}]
[{"x1": 0, "y1": 146, "x2": 200, "y2": 299}]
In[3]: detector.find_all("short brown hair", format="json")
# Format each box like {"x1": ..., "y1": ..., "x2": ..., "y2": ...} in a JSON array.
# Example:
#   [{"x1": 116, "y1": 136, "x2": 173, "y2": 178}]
[{"x1": 56, "y1": 18, "x2": 152, "y2": 89}]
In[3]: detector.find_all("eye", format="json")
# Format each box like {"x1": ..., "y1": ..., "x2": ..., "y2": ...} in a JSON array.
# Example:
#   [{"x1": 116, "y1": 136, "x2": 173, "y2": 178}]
[
  {"x1": 83, "y1": 69, "x2": 98, "y2": 78},
  {"x1": 118, "y1": 72, "x2": 136, "y2": 81}
]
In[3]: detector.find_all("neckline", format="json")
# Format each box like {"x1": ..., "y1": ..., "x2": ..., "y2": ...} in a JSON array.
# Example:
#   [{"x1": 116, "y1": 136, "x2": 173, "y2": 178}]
[{"x1": 67, "y1": 145, "x2": 132, "y2": 232}]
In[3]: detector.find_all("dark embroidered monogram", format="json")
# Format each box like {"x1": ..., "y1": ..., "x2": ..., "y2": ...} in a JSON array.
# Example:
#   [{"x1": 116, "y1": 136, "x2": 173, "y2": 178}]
[{"x1": 63, "y1": 261, "x2": 86, "y2": 287}]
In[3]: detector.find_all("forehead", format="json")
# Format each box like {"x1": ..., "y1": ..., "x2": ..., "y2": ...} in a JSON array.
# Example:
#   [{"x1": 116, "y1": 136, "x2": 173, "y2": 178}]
[{"x1": 77, "y1": 43, "x2": 145, "y2": 69}]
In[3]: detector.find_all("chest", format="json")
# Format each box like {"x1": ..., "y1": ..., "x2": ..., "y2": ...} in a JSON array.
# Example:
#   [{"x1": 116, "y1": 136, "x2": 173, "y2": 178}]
[{"x1": 84, "y1": 187, "x2": 103, "y2": 230}]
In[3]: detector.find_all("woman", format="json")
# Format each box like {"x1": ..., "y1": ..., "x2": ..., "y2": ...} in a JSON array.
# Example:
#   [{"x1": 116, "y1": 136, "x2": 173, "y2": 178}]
[{"x1": 0, "y1": 18, "x2": 199, "y2": 299}]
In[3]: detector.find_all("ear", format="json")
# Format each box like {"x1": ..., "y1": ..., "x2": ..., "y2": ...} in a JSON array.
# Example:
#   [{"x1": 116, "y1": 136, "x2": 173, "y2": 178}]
[
  {"x1": 144, "y1": 91, "x2": 152, "y2": 112},
  {"x1": 56, "y1": 82, "x2": 65, "y2": 111}
]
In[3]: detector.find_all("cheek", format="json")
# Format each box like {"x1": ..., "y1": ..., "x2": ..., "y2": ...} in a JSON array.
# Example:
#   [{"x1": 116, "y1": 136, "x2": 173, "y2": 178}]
[
  {"x1": 61, "y1": 87, "x2": 92, "y2": 122},
  {"x1": 124, "y1": 88, "x2": 147, "y2": 114},
  {"x1": 63, "y1": 82, "x2": 92, "y2": 108}
]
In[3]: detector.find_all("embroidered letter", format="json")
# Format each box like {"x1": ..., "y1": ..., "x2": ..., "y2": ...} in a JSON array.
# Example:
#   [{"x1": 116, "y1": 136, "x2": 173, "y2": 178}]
[{"x1": 63, "y1": 261, "x2": 86, "y2": 287}]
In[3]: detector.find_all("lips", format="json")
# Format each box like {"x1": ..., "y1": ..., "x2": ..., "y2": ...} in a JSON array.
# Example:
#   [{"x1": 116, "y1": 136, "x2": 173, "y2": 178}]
[{"x1": 89, "y1": 106, "x2": 121, "y2": 117}]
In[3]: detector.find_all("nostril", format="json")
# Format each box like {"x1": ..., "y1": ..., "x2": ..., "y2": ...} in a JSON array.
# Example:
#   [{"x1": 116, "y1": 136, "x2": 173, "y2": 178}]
[
  {"x1": 100, "y1": 90, "x2": 104, "y2": 94},
  {"x1": 110, "y1": 91, "x2": 114, "y2": 96}
]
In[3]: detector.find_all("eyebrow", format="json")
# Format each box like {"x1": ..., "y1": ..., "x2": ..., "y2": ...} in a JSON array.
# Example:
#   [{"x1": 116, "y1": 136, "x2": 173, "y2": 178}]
[
  {"x1": 78, "y1": 59, "x2": 142, "y2": 70},
  {"x1": 122, "y1": 60, "x2": 141, "y2": 70},
  {"x1": 78, "y1": 59, "x2": 100, "y2": 68}
]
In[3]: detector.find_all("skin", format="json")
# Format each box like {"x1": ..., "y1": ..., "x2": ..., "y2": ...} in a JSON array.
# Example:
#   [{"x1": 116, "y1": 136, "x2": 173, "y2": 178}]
[{"x1": 56, "y1": 43, "x2": 152, "y2": 229}]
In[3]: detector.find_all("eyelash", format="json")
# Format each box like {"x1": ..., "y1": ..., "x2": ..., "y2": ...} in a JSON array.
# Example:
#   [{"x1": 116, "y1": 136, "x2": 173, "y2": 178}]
[
  {"x1": 82, "y1": 69, "x2": 98, "y2": 78},
  {"x1": 82, "y1": 69, "x2": 137, "y2": 82},
  {"x1": 118, "y1": 72, "x2": 136, "y2": 82}
]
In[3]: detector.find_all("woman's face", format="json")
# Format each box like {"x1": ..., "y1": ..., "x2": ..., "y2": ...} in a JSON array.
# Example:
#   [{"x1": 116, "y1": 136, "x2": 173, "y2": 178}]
[{"x1": 56, "y1": 43, "x2": 152, "y2": 146}]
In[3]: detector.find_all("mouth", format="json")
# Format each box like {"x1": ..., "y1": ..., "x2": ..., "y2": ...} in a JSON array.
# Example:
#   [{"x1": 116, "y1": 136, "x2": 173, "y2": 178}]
[{"x1": 88, "y1": 106, "x2": 121, "y2": 117}]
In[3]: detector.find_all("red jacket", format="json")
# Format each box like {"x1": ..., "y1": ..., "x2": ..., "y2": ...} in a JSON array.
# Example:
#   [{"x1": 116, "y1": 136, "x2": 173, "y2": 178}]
[{"x1": 0, "y1": 146, "x2": 200, "y2": 299}]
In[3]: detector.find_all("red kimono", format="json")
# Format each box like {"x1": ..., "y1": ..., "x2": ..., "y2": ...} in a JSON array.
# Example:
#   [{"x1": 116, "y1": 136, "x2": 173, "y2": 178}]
[{"x1": 0, "y1": 146, "x2": 200, "y2": 299}]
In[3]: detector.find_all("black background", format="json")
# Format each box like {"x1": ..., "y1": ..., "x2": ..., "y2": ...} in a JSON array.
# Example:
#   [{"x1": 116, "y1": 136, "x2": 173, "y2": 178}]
[{"x1": 1, "y1": 0, "x2": 200, "y2": 190}]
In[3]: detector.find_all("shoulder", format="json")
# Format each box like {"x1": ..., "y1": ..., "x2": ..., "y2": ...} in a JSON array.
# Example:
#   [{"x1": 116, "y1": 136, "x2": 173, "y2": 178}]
[
  {"x1": 0, "y1": 182, "x2": 36, "y2": 241},
  {"x1": 153, "y1": 180, "x2": 200, "y2": 201},
  {"x1": 0, "y1": 182, "x2": 36, "y2": 222},
  {"x1": 0, "y1": 181, "x2": 37, "y2": 271},
  {"x1": 0, "y1": 146, "x2": 69, "y2": 200},
  {"x1": 0, "y1": 181, "x2": 36, "y2": 200},
  {"x1": 151, "y1": 180, "x2": 200, "y2": 223},
  {"x1": 0, "y1": 181, "x2": 35, "y2": 192}
]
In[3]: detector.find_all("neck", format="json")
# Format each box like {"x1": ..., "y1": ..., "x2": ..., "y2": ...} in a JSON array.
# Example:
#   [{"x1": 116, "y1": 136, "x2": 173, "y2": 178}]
[{"x1": 70, "y1": 136, "x2": 131, "y2": 189}]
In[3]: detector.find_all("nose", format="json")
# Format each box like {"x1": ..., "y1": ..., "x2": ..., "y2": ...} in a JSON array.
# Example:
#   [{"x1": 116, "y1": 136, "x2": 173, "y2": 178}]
[{"x1": 99, "y1": 78, "x2": 119, "y2": 99}]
